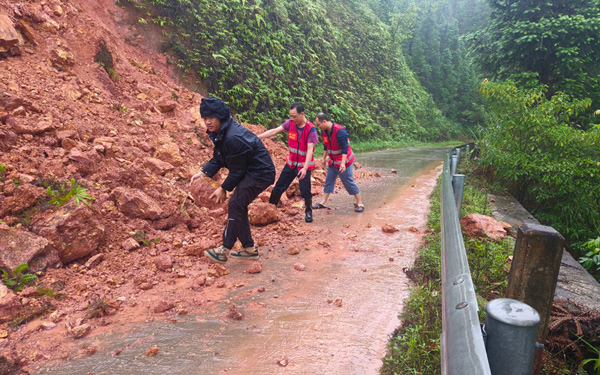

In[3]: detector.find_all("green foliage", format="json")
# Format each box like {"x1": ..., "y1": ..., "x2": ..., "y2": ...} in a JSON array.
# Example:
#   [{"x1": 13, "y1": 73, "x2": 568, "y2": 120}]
[
  {"x1": 478, "y1": 80, "x2": 600, "y2": 242},
  {"x1": 2, "y1": 263, "x2": 37, "y2": 291},
  {"x1": 407, "y1": 9, "x2": 484, "y2": 129},
  {"x1": 579, "y1": 237, "x2": 600, "y2": 280},
  {"x1": 579, "y1": 336, "x2": 600, "y2": 375},
  {"x1": 46, "y1": 179, "x2": 95, "y2": 209},
  {"x1": 121, "y1": 0, "x2": 455, "y2": 141},
  {"x1": 468, "y1": 0, "x2": 600, "y2": 122},
  {"x1": 134, "y1": 231, "x2": 161, "y2": 246}
]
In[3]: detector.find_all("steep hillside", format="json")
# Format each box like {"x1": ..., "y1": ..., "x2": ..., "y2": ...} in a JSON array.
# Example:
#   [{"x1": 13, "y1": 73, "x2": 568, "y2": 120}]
[{"x1": 0, "y1": 1, "x2": 382, "y2": 372}]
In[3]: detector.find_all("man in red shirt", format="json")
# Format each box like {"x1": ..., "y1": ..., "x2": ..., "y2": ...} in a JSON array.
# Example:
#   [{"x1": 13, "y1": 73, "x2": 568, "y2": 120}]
[{"x1": 258, "y1": 103, "x2": 318, "y2": 223}]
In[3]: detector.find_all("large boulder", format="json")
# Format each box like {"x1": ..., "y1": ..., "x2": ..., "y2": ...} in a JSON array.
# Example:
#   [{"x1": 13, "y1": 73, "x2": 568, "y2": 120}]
[
  {"x1": 190, "y1": 177, "x2": 224, "y2": 210},
  {"x1": 143, "y1": 157, "x2": 174, "y2": 176},
  {"x1": 248, "y1": 201, "x2": 279, "y2": 226},
  {"x1": 460, "y1": 214, "x2": 512, "y2": 242},
  {"x1": 31, "y1": 202, "x2": 105, "y2": 264},
  {"x1": 154, "y1": 139, "x2": 183, "y2": 166},
  {"x1": 0, "y1": 224, "x2": 49, "y2": 273},
  {"x1": 111, "y1": 187, "x2": 163, "y2": 220},
  {"x1": 0, "y1": 183, "x2": 46, "y2": 217}
]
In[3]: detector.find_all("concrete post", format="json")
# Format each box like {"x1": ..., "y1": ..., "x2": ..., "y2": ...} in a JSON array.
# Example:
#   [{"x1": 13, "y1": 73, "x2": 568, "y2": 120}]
[
  {"x1": 506, "y1": 224, "x2": 565, "y2": 342},
  {"x1": 485, "y1": 298, "x2": 540, "y2": 375}
]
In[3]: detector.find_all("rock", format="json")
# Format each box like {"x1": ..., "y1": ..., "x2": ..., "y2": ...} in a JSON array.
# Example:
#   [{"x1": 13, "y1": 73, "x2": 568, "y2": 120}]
[
  {"x1": 85, "y1": 254, "x2": 104, "y2": 269},
  {"x1": 71, "y1": 323, "x2": 91, "y2": 338},
  {"x1": 227, "y1": 304, "x2": 243, "y2": 320},
  {"x1": 247, "y1": 263, "x2": 262, "y2": 274},
  {"x1": 391, "y1": 169, "x2": 397, "y2": 174},
  {"x1": 145, "y1": 345, "x2": 159, "y2": 357},
  {"x1": 122, "y1": 238, "x2": 140, "y2": 251},
  {"x1": 50, "y1": 46, "x2": 74, "y2": 69},
  {"x1": 0, "y1": 224, "x2": 49, "y2": 273},
  {"x1": 40, "y1": 321, "x2": 56, "y2": 330},
  {"x1": 382, "y1": 224, "x2": 399, "y2": 233},
  {"x1": 154, "y1": 255, "x2": 173, "y2": 271},
  {"x1": 191, "y1": 276, "x2": 206, "y2": 291},
  {"x1": 460, "y1": 214, "x2": 511, "y2": 242},
  {"x1": 154, "y1": 141, "x2": 183, "y2": 166},
  {"x1": 0, "y1": 285, "x2": 21, "y2": 323},
  {"x1": 7, "y1": 117, "x2": 55, "y2": 135},
  {"x1": 0, "y1": 14, "x2": 20, "y2": 48},
  {"x1": 157, "y1": 100, "x2": 176, "y2": 113},
  {"x1": 293, "y1": 263, "x2": 306, "y2": 271},
  {"x1": 190, "y1": 176, "x2": 223, "y2": 209},
  {"x1": 0, "y1": 183, "x2": 46, "y2": 216},
  {"x1": 248, "y1": 201, "x2": 279, "y2": 226},
  {"x1": 184, "y1": 239, "x2": 217, "y2": 256},
  {"x1": 143, "y1": 157, "x2": 174, "y2": 176},
  {"x1": 153, "y1": 300, "x2": 175, "y2": 313},
  {"x1": 69, "y1": 148, "x2": 101, "y2": 164},
  {"x1": 31, "y1": 201, "x2": 105, "y2": 264},
  {"x1": 287, "y1": 245, "x2": 300, "y2": 255},
  {"x1": 111, "y1": 187, "x2": 163, "y2": 220},
  {"x1": 333, "y1": 298, "x2": 343, "y2": 307}
]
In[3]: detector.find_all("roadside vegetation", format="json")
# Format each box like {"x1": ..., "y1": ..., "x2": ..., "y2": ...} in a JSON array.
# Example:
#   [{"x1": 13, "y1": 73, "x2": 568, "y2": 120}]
[{"x1": 381, "y1": 153, "x2": 600, "y2": 374}]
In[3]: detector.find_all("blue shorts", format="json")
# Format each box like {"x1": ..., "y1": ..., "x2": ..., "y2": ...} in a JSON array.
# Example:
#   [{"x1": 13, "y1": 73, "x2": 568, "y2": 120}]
[{"x1": 324, "y1": 164, "x2": 360, "y2": 195}]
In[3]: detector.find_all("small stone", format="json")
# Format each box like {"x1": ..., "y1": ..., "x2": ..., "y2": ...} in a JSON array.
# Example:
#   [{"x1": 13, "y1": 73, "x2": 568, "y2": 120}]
[
  {"x1": 71, "y1": 324, "x2": 91, "y2": 338},
  {"x1": 287, "y1": 245, "x2": 300, "y2": 255},
  {"x1": 247, "y1": 263, "x2": 262, "y2": 274},
  {"x1": 153, "y1": 301, "x2": 175, "y2": 313},
  {"x1": 333, "y1": 298, "x2": 342, "y2": 307},
  {"x1": 40, "y1": 322, "x2": 56, "y2": 330},
  {"x1": 293, "y1": 263, "x2": 305, "y2": 271},
  {"x1": 382, "y1": 224, "x2": 399, "y2": 233},
  {"x1": 145, "y1": 345, "x2": 159, "y2": 357},
  {"x1": 122, "y1": 238, "x2": 140, "y2": 251}
]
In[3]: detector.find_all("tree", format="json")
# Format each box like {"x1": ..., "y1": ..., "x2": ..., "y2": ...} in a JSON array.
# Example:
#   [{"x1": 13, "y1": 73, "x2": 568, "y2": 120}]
[{"x1": 469, "y1": 0, "x2": 600, "y2": 105}]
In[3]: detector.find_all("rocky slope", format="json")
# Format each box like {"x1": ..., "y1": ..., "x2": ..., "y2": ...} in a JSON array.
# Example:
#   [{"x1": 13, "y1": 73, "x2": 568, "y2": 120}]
[{"x1": 0, "y1": 0, "x2": 377, "y2": 372}]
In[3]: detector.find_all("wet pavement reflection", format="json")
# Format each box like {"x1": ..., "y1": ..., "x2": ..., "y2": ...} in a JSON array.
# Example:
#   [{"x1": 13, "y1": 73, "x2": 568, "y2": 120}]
[{"x1": 40, "y1": 147, "x2": 449, "y2": 375}]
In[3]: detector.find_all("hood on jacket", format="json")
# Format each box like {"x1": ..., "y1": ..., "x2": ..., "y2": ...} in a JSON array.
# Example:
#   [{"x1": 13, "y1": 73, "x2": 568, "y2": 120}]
[{"x1": 200, "y1": 96, "x2": 231, "y2": 121}]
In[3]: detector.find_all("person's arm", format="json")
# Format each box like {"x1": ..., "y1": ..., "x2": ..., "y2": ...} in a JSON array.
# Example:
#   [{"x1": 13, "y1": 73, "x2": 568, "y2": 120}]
[
  {"x1": 258, "y1": 125, "x2": 285, "y2": 139},
  {"x1": 322, "y1": 150, "x2": 328, "y2": 163},
  {"x1": 337, "y1": 128, "x2": 350, "y2": 173},
  {"x1": 220, "y1": 138, "x2": 250, "y2": 191},
  {"x1": 190, "y1": 158, "x2": 221, "y2": 185},
  {"x1": 298, "y1": 142, "x2": 315, "y2": 180}
]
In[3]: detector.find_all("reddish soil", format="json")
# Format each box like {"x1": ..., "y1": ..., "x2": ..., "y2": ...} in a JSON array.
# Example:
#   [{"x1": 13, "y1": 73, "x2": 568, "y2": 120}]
[{"x1": 0, "y1": 1, "x2": 388, "y2": 373}]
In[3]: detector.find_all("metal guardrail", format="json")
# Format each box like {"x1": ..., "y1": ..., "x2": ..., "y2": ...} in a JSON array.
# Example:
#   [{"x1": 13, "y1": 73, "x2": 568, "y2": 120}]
[{"x1": 440, "y1": 146, "x2": 492, "y2": 375}]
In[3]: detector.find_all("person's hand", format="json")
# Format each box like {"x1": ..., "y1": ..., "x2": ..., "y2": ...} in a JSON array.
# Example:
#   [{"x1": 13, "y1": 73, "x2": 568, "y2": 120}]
[
  {"x1": 210, "y1": 187, "x2": 227, "y2": 203},
  {"x1": 190, "y1": 171, "x2": 206, "y2": 184},
  {"x1": 298, "y1": 167, "x2": 308, "y2": 180},
  {"x1": 339, "y1": 164, "x2": 346, "y2": 173}
]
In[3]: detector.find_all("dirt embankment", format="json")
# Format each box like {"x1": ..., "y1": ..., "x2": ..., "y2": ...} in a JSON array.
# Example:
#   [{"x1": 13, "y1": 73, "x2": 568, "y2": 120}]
[{"x1": 0, "y1": 1, "x2": 383, "y2": 372}]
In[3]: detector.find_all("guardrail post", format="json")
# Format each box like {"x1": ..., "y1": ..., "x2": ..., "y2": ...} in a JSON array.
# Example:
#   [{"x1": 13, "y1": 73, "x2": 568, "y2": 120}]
[
  {"x1": 506, "y1": 224, "x2": 565, "y2": 342},
  {"x1": 485, "y1": 298, "x2": 540, "y2": 375},
  {"x1": 451, "y1": 174, "x2": 465, "y2": 217},
  {"x1": 450, "y1": 154, "x2": 459, "y2": 175}
]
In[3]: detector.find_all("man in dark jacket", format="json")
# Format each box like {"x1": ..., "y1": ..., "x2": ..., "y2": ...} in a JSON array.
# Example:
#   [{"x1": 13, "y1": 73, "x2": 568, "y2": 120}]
[{"x1": 190, "y1": 97, "x2": 276, "y2": 264}]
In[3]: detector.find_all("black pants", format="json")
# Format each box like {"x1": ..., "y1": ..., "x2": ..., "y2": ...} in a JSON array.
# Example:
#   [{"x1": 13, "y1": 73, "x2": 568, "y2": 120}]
[
  {"x1": 272, "y1": 164, "x2": 312, "y2": 199},
  {"x1": 223, "y1": 175, "x2": 270, "y2": 249}
]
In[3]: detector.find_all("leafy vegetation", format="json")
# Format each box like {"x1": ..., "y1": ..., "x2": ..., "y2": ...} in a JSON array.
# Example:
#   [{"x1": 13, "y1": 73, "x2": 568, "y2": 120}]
[
  {"x1": 578, "y1": 237, "x2": 600, "y2": 281},
  {"x1": 2, "y1": 263, "x2": 37, "y2": 291},
  {"x1": 121, "y1": 0, "x2": 464, "y2": 141},
  {"x1": 46, "y1": 179, "x2": 95, "y2": 209},
  {"x1": 134, "y1": 231, "x2": 161, "y2": 247},
  {"x1": 477, "y1": 80, "x2": 600, "y2": 244},
  {"x1": 468, "y1": 0, "x2": 600, "y2": 126}
]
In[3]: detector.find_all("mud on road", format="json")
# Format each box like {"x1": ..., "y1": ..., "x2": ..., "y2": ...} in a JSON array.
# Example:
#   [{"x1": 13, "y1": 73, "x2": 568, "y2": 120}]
[{"x1": 35, "y1": 157, "x2": 444, "y2": 375}]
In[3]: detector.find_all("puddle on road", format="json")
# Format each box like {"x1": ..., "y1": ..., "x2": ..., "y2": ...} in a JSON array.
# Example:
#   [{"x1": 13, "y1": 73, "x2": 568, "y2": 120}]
[{"x1": 39, "y1": 147, "x2": 449, "y2": 375}]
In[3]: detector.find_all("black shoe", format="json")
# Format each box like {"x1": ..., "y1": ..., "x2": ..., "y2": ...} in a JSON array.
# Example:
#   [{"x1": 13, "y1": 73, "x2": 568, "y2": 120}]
[
  {"x1": 312, "y1": 203, "x2": 327, "y2": 209},
  {"x1": 305, "y1": 197, "x2": 313, "y2": 223}
]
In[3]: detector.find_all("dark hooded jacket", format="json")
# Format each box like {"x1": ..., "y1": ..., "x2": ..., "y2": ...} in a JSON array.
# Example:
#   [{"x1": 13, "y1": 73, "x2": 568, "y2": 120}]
[{"x1": 202, "y1": 117, "x2": 275, "y2": 191}]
